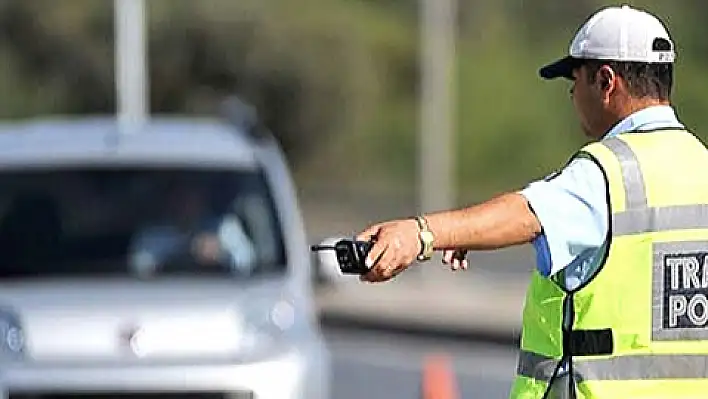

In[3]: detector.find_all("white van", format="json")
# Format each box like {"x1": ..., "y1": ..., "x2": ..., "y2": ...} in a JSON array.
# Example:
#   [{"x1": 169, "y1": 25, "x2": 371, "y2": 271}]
[{"x1": 0, "y1": 107, "x2": 330, "y2": 399}]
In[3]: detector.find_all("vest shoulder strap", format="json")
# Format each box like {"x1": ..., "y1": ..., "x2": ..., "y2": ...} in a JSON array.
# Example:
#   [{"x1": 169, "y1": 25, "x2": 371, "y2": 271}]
[{"x1": 575, "y1": 129, "x2": 701, "y2": 214}]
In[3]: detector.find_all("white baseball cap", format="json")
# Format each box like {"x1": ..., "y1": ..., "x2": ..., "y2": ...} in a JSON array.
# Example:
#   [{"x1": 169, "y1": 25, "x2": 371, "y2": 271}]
[{"x1": 540, "y1": 5, "x2": 676, "y2": 80}]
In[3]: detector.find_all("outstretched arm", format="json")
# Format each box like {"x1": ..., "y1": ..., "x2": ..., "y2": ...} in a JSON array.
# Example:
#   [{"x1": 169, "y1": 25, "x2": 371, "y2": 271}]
[
  {"x1": 356, "y1": 192, "x2": 542, "y2": 282},
  {"x1": 425, "y1": 192, "x2": 542, "y2": 251}
]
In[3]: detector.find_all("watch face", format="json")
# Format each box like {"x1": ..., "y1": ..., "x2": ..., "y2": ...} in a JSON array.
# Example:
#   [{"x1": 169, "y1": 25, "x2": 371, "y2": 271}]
[{"x1": 420, "y1": 231, "x2": 435, "y2": 243}]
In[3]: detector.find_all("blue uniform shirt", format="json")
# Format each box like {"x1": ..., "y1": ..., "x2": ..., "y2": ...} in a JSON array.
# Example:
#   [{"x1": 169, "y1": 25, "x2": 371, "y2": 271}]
[{"x1": 519, "y1": 105, "x2": 684, "y2": 290}]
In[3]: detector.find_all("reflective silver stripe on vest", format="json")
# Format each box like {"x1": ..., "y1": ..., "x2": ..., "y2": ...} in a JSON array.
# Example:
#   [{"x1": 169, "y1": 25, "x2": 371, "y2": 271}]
[
  {"x1": 516, "y1": 350, "x2": 559, "y2": 381},
  {"x1": 613, "y1": 204, "x2": 708, "y2": 236},
  {"x1": 602, "y1": 138, "x2": 647, "y2": 210},
  {"x1": 517, "y1": 350, "x2": 708, "y2": 381},
  {"x1": 599, "y1": 137, "x2": 708, "y2": 236}
]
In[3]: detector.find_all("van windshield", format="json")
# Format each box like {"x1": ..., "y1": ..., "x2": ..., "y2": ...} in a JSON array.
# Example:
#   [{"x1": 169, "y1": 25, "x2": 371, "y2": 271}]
[{"x1": 0, "y1": 167, "x2": 286, "y2": 279}]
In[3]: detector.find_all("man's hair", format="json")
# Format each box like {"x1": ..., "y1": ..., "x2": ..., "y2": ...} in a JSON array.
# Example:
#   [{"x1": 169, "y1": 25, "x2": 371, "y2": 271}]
[{"x1": 584, "y1": 60, "x2": 673, "y2": 101}]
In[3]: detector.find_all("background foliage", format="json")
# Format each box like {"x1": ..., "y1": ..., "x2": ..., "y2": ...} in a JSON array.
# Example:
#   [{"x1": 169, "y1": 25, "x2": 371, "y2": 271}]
[{"x1": 0, "y1": 0, "x2": 705, "y2": 204}]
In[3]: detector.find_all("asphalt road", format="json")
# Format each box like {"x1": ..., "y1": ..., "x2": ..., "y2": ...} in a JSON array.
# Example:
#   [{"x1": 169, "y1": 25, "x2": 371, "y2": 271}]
[{"x1": 325, "y1": 326, "x2": 518, "y2": 399}]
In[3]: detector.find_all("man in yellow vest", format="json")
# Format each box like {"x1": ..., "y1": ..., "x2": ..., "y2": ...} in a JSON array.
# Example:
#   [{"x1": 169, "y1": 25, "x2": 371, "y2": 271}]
[{"x1": 355, "y1": 5, "x2": 708, "y2": 398}]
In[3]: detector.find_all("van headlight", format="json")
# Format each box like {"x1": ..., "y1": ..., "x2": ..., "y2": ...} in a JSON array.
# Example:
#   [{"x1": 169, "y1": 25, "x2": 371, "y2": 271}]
[{"x1": 0, "y1": 310, "x2": 25, "y2": 357}]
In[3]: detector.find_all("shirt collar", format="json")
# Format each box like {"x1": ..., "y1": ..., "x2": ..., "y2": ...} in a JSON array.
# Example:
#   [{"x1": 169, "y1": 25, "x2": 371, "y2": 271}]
[{"x1": 603, "y1": 105, "x2": 683, "y2": 140}]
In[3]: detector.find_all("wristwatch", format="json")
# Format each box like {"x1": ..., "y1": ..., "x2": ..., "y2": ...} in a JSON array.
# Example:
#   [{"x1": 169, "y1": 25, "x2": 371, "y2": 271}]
[{"x1": 414, "y1": 215, "x2": 435, "y2": 262}]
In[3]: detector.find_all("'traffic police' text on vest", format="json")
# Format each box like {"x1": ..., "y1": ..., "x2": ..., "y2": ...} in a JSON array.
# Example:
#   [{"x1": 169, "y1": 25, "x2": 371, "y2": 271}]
[{"x1": 510, "y1": 129, "x2": 708, "y2": 398}]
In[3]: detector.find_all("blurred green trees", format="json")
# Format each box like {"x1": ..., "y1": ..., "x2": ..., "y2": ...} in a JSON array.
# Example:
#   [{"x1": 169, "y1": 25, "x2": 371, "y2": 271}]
[{"x1": 0, "y1": 0, "x2": 706, "y2": 203}]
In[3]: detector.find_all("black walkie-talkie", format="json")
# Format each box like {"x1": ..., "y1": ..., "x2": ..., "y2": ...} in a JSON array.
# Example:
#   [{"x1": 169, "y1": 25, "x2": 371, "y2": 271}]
[{"x1": 311, "y1": 238, "x2": 375, "y2": 275}]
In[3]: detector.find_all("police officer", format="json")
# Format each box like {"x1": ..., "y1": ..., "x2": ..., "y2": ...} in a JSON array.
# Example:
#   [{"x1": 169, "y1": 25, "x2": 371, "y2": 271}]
[{"x1": 356, "y1": 5, "x2": 708, "y2": 398}]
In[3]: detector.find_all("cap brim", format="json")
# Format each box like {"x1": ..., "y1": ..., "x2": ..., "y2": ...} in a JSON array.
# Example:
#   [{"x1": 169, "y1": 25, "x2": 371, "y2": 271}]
[{"x1": 539, "y1": 56, "x2": 582, "y2": 80}]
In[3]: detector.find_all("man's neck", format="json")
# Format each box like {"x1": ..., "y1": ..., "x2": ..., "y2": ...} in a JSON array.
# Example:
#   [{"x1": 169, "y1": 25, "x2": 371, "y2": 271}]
[
  {"x1": 619, "y1": 98, "x2": 670, "y2": 119},
  {"x1": 601, "y1": 98, "x2": 671, "y2": 137}
]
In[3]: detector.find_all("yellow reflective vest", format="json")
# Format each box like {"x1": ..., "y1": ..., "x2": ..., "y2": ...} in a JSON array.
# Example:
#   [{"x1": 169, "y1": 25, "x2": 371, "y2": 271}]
[{"x1": 510, "y1": 128, "x2": 708, "y2": 399}]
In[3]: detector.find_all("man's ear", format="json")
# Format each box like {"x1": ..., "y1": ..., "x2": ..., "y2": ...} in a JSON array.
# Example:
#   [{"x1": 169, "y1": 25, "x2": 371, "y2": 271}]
[{"x1": 597, "y1": 65, "x2": 616, "y2": 95}]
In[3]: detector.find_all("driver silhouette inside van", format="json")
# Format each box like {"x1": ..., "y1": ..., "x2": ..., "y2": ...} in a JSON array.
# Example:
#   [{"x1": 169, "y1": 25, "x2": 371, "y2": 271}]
[{"x1": 129, "y1": 184, "x2": 257, "y2": 277}]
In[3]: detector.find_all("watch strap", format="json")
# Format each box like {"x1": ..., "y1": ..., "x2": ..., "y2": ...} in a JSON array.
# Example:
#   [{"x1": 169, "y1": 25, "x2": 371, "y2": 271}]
[{"x1": 414, "y1": 215, "x2": 434, "y2": 261}]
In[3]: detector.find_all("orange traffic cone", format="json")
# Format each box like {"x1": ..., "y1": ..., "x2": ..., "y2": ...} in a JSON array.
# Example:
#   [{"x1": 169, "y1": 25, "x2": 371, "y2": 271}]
[{"x1": 421, "y1": 353, "x2": 459, "y2": 399}]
